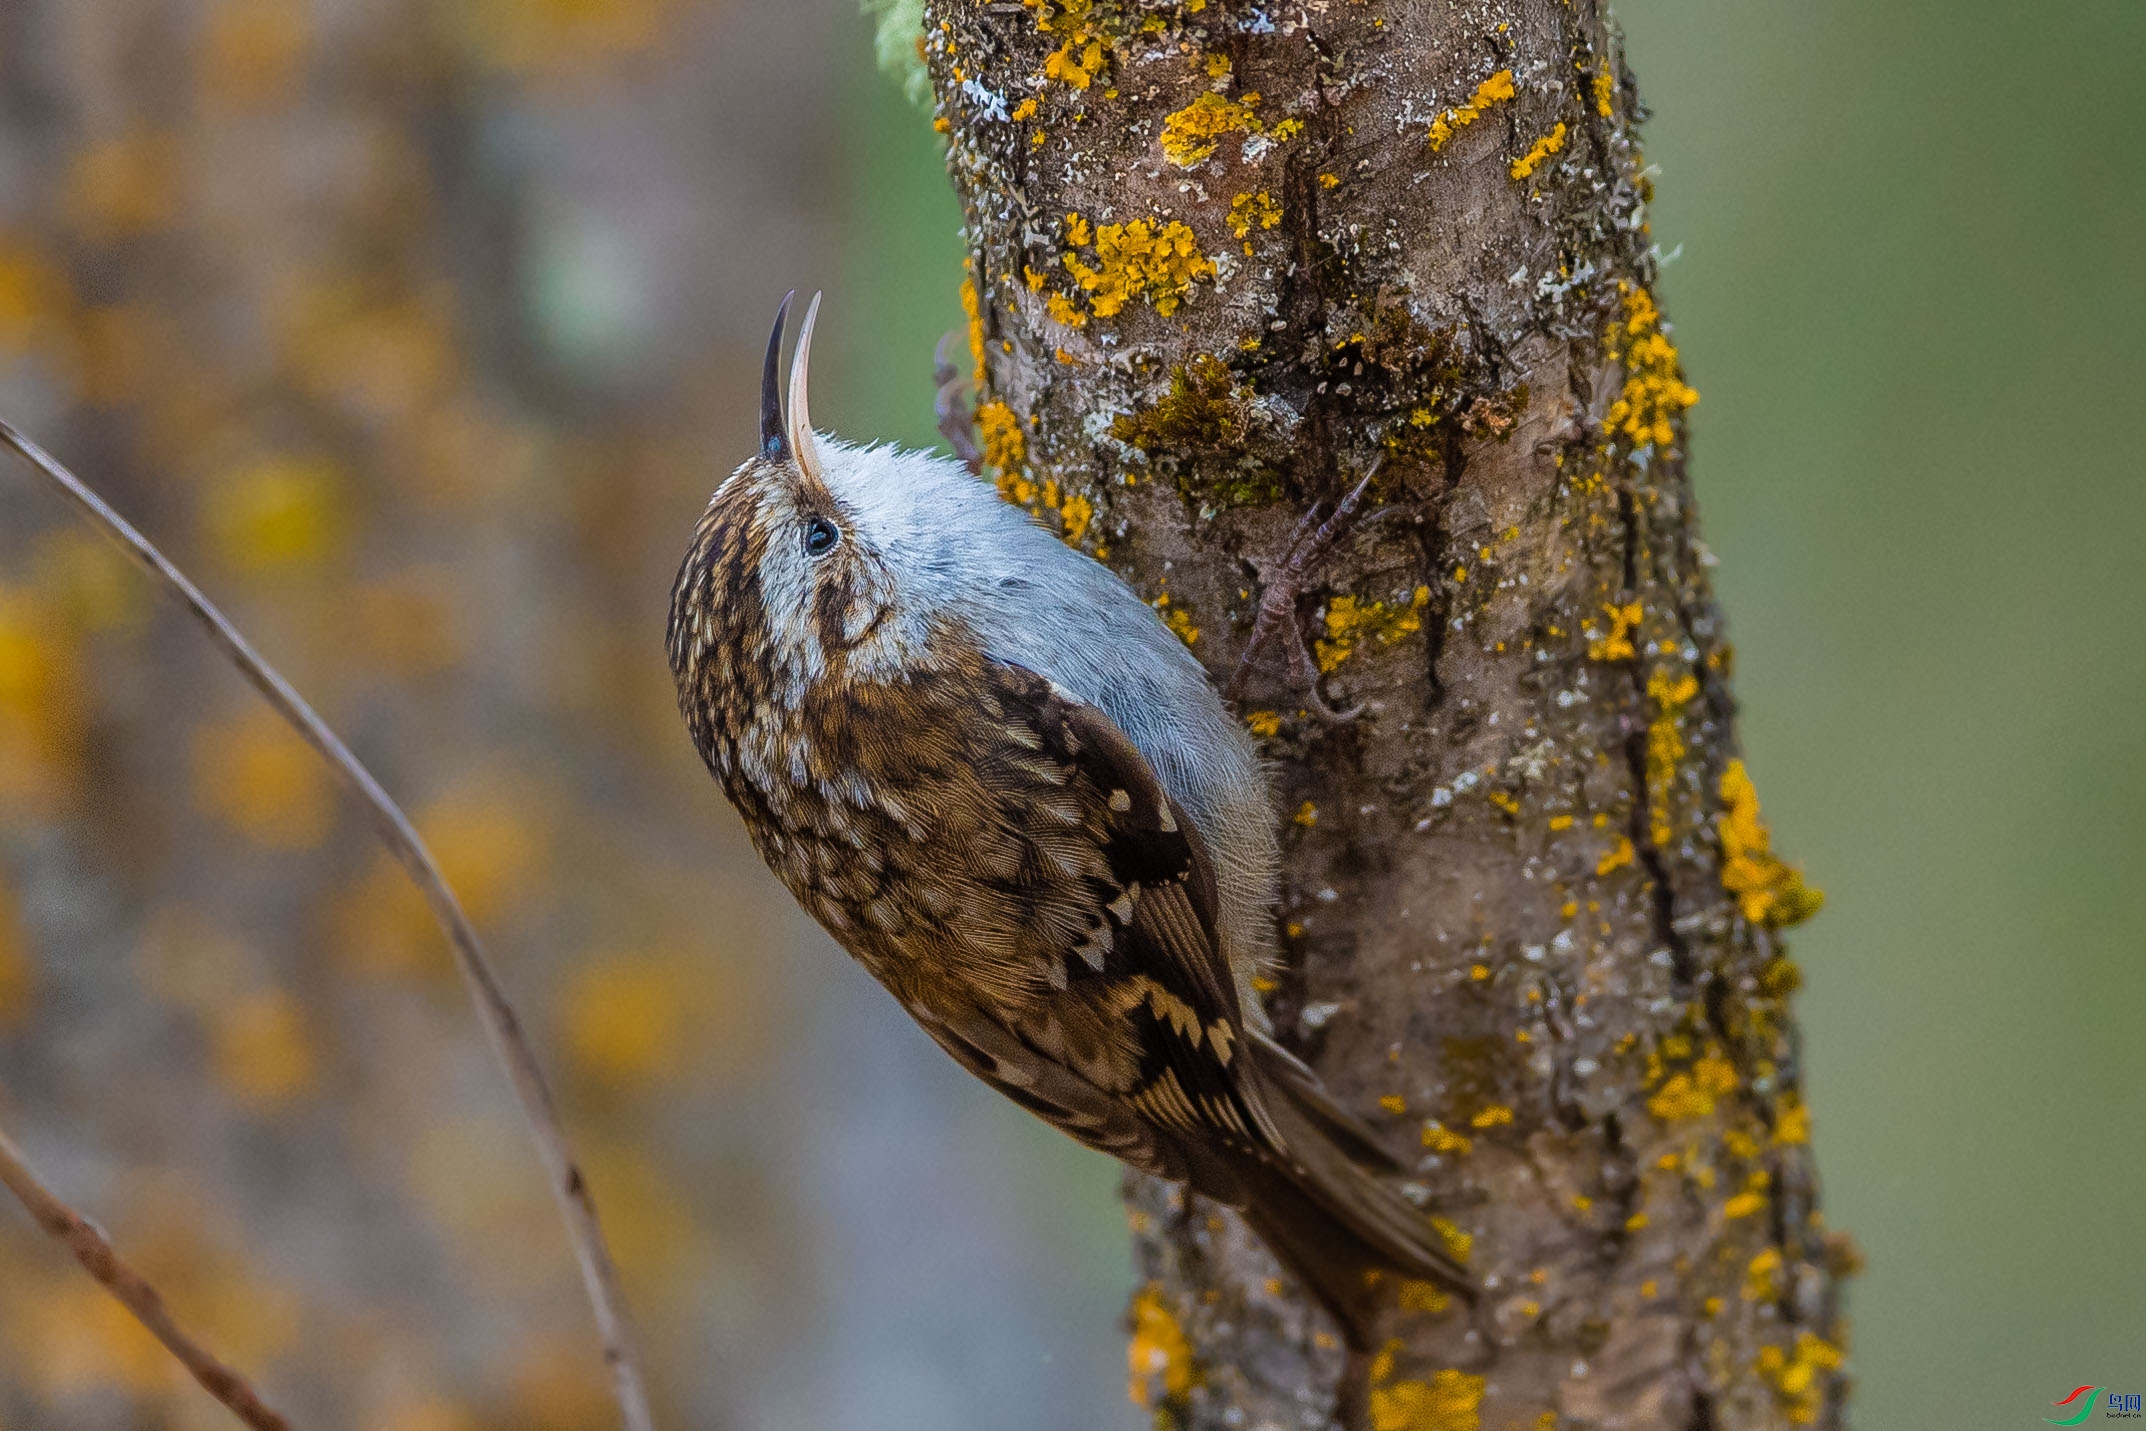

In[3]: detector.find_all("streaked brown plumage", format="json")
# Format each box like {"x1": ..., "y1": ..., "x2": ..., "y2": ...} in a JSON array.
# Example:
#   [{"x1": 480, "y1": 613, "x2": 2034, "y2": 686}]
[{"x1": 667, "y1": 294, "x2": 1474, "y2": 1346}]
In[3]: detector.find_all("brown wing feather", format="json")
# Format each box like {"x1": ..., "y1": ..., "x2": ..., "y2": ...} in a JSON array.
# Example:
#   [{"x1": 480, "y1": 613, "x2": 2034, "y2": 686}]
[{"x1": 941, "y1": 662, "x2": 1284, "y2": 1197}]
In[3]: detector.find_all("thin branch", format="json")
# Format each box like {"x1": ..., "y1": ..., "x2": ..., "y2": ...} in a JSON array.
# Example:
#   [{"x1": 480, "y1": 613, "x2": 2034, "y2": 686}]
[
  {"x1": 0, "y1": 418, "x2": 658, "y2": 1431},
  {"x1": 0, "y1": 1121, "x2": 293, "y2": 1431}
]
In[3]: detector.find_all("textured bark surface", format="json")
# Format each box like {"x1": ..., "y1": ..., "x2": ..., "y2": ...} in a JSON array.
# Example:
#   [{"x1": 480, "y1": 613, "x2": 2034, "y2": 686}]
[{"x1": 922, "y1": 3, "x2": 1850, "y2": 1429}]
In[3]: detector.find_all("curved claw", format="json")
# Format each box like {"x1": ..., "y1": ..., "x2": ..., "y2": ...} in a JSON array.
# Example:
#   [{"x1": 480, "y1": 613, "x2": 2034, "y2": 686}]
[
  {"x1": 932, "y1": 330, "x2": 962, "y2": 390},
  {"x1": 1289, "y1": 618, "x2": 1365, "y2": 725}
]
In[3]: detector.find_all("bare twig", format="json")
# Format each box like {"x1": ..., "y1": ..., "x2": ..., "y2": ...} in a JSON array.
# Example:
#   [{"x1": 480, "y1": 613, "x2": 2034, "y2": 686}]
[
  {"x1": 0, "y1": 1121, "x2": 293, "y2": 1431},
  {"x1": 0, "y1": 418, "x2": 658, "y2": 1431}
]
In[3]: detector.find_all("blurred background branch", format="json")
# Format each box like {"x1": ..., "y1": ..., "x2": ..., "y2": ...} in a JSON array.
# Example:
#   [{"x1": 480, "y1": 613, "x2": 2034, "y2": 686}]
[{"x1": 0, "y1": 1119, "x2": 292, "y2": 1431}]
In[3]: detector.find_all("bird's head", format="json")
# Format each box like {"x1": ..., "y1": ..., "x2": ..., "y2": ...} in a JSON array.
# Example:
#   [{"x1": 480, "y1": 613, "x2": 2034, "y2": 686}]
[{"x1": 667, "y1": 293, "x2": 981, "y2": 747}]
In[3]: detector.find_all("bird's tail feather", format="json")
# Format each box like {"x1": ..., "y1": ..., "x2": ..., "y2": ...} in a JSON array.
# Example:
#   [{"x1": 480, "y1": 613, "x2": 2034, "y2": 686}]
[{"x1": 1241, "y1": 1036, "x2": 1477, "y2": 1350}]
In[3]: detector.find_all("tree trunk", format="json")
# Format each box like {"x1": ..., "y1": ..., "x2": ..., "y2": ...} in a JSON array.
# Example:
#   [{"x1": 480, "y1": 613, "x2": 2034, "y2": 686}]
[{"x1": 920, "y1": 3, "x2": 1849, "y2": 1428}]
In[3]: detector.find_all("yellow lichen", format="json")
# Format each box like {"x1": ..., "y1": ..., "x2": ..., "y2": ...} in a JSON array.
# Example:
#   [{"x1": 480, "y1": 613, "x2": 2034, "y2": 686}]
[
  {"x1": 1592, "y1": 64, "x2": 1616, "y2": 117},
  {"x1": 1152, "y1": 590, "x2": 1200, "y2": 646},
  {"x1": 981, "y1": 403, "x2": 1095, "y2": 548},
  {"x1": 1421, "y1": 1121, "x2": 1473, "y2": 1156},
  {"x1": 1314, "y1": 586, "x2": 1430, "y2": 673},
  {"x1": 1044, "y1": 289, "x2": 1087, "y2": 328},
  {"x1": 1595, "y1": 835, "x2": 1634, "y2": 876},
  {"x1": 1033, "y1": 0, "x2": 1106, "y2": 90},
  {"x1": 1011, "y1": 96, "x2": 1039, "y2": 121},
  {"x1": 1645, "y1": 667, "x2": 1699, "y2": 846},
  {"x1": 1509, "y1": 122, "x2": 1567, "y2": 180},
  {"x1": 1227, "y1": 190, "x2": 1282, "y2": 252},
  {"x1": 960, "y1": 272, "x2": 986, "y2": 382},
  {"x1": 1588, "y1": 601, "x2": 1641, "y2": 661},
  {"x1": 1773, "y1": 1092, "x2": 1811, "y2": 1145},
  {"x1": 1057, "y1": 490, "x2": 1094, "y2": 545},
  {"x1": 977, "y1": 399, "x2": 1026, "y2": 474},
  {"x1": 1293, "y1": 800, "x2": 1318, "y2": 828},
  {"x1": 1755, "y1": 1332, "x2": 1843, "y2": 1425},
  {"x1": 1060, "y1": 210, "x2": 1217, "y2": 318},
  {"x1": 1367, "y1": 1347, "x2": 1485, "y2": 1431},
  {"x1": 1723, "y1": 1169, "x2": 1771, "y2": 1220},
  {"x1": 1469, "y1": 1104, "x2": 1513, "y2": 1129},
  {"x1": 1397, "y1": 1280, "x2": 1451, "y2": 1315},
  {"x1": 1127, "y1": 1284, "x2": 1198, "y2": 1406},
  {"x1": 1645, "y1": 1051, "x2": 1739, "y2": 1121},
  {"x1": 1603, "y1": 283, "x2": 1700, "y2": 450},
  {"x1": 1160, "y1": 90, "x2": 1260, "y2": 167},
  {"x1": 1719, "y1": 760, "x2": 1825, "y2": 927},
  {"x1": 1426, "y1": 69, "x2": 1515, "y2": 153},
  {"x1": 1244, "y1": 709, "x2": 1282, "y2": 738},
  {"x1": 1743, "y1": 1247, "x2": 1783, "y2": 1302},
  {"x1": 1429, "y1": 1216, "x2": 1473, "y2": 1261}
]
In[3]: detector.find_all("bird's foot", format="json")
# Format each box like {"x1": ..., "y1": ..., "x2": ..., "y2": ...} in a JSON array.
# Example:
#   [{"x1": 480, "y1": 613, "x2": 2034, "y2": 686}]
[
  {"x1": 1226, "y1": 466, "x2": 1386, "y2": 725},
  {"x1": 933, "y1": 331, "x2": 984, "y2": 475}
]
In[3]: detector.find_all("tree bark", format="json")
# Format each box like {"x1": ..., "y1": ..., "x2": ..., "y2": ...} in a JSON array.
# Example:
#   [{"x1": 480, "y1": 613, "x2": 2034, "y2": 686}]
[{"x1": 921, "y1": 3, "x2": 1849, "y2": 1428}]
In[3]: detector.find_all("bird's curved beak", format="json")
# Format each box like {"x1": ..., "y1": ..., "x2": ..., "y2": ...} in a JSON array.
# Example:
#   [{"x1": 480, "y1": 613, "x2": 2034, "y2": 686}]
[{"x1": 761, "y1": 290, "x2": 794, "y2": 462}]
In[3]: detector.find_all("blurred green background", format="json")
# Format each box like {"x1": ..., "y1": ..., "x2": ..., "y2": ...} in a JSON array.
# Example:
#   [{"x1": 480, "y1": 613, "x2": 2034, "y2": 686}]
[{"x1": 0, "y1": 0, "x2": 2139, "y2": 1427}]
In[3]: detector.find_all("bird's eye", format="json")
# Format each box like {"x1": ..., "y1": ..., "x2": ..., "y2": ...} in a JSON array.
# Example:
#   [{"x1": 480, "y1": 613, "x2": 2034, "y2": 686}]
[{"x1": 802, "y1": 516, "x2": 841, "y2": 556}]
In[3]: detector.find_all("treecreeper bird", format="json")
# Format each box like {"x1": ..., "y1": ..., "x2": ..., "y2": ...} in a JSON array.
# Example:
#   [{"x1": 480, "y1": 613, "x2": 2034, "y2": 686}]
[{"x1": 666, "y1": 292, "x2": 1475, "y2": 1348}]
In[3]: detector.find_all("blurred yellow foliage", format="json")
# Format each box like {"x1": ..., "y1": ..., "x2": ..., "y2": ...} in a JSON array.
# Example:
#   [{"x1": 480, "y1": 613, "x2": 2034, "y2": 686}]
[
  {"x1": 191, "y1": 706, "x2": 337, "y2": 849},
  {"x1": 33, "y1": 529, "x2": 146, "y2": 634},
  {"x1": 287, "y1": 284, "x2": 456, "y2": 423},
  {"x1": 0, "y1": 586, "x2": 87, "y2": 817},
  {"x1": 451, "y1": 0, "x2": 674, "y2": 78},
  {"x1": 212, "y1": 988, "x2": 319, "y2": 1108},
  {"x1": 335, "y1": 771, "x2": 555, "y2": 977},
  {"x1": 393, "y1": 400, "x2": 540, "y2": 511},
  {"x1": 138, "y1": 907, "x2": 255, "y2": 1016},
  {"x1": 409, "y1": 1117, "x2": 563, "y2": 1288},
  {"x1": 67, "y1": 302, "x2": 180, "y2": 408},
  {"x1": 13, "y1": 1277, "x2": 177, "y2": 1396},
  {"x1": 344, "y1": 566, "x2": 466, "y2": 677},
  {"x1": 0, "y1": 873, "x2": 34, "y2": 1027},
  {"x1": 563, "y1": 953, "x2": 693, "y2": 1088},
  {"x1": 0, "y1": 233, "x2": 67, "y2": 354},
  {"x1": 64, "y1": 131, "x2": 182, "y2": 241},
  {"x1": 202, "y1": 455, "x2": 347, "y2": 575},
  {"x1": 201, "y1": 0, "x2": 311, "y2": 109},
  {"x1": 506, "y1": 1337, "x2": 616, "y2": 1431},
  {"x1": 578, "y1": 1139, "x2": 709, "y2": 1300},
  {"x1": 380, "y1": 1397, "x2": 482, "y2": 1431}
]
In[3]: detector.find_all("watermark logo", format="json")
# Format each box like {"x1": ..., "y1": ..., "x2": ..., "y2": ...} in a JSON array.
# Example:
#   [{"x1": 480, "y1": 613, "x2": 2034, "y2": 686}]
[
  {"x1": 2046, "y1": 1388, "x2": 2143, "y2": 1425},
  {"x1": 2048, "y1": 1388, "x2": 2103, "y2": 1426}
]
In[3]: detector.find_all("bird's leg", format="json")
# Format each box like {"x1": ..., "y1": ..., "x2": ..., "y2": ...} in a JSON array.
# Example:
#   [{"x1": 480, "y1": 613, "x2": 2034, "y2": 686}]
[
  {"x1": 1226, "y1": 468, "x2": 1380, "y2": 723},
  {"x1": 933, "y1": 331, "x2": 985, "y2": 475}
]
